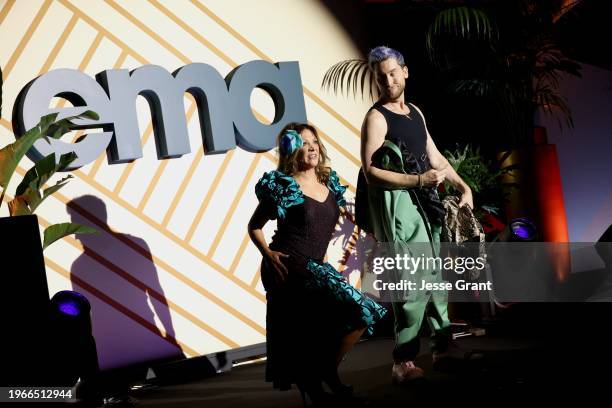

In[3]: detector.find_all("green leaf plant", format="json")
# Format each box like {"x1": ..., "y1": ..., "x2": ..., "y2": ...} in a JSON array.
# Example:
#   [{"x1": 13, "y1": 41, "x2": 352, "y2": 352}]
[
  {"x1": 441, "y1": 143, "x2": 517, "y2": 224},
  {"x1": 0, "y1": 110, "x2": 98, "y2": 249}
]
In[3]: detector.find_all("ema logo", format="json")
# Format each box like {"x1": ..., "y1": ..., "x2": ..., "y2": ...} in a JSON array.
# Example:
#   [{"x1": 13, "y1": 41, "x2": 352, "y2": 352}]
[{"x1": 13, "y1": 61, "x2": 307, "y2": 169}]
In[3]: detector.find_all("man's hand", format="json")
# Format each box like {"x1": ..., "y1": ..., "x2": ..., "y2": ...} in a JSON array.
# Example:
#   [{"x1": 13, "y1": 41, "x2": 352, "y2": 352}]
[
  {"x1": 421, "y1": 169, "x2": 446, "y2": 188},
  {"x1": 458, "y1": 188, "x2": 474, "y2": 209}
]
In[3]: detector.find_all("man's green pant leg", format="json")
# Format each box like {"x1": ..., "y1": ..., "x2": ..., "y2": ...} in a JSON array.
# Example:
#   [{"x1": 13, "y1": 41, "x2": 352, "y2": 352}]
[{"x1": 392, "y1": 225, "x2": 451, "y2": 362}]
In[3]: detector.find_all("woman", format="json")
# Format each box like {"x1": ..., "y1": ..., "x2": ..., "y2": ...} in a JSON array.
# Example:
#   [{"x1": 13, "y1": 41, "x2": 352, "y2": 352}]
[{"x1": 248, "y1": 123, "x2": 387, "y2": 405}]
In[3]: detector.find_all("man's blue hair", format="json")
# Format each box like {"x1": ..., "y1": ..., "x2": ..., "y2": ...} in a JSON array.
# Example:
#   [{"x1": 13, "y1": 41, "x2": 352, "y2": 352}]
[{"x1": 367, "y1": 46, "x2": 405, "y2": 71}]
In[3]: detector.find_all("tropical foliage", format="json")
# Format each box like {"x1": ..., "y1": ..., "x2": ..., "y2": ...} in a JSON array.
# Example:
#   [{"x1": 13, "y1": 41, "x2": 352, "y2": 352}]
[
  {"x1": 321, "y1": 0, "x2": 582, "y2": 148},
  {"x1": 441, "y1": 144, "x2": 515, "y2": 220},
  {"x1": 0, "y1": 108, "x2": 98, "y2": 249}
]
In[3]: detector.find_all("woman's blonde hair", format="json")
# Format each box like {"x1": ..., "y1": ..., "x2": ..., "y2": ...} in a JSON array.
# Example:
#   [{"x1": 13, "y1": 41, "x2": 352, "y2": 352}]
[{"x1": 276, "y1": 122, "x2": 331, "y2": 184}]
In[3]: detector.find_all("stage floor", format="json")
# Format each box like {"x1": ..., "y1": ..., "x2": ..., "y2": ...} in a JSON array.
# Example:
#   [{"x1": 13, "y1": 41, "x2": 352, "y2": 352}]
[{"x1": 121, "y1": 330, "x2": 603, "y2": 407}]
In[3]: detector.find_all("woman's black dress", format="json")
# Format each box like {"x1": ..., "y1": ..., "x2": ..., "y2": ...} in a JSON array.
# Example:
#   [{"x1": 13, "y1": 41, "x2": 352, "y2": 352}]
[{"x1": 253, "y1": 170, "x2": 387, "y2": 390}]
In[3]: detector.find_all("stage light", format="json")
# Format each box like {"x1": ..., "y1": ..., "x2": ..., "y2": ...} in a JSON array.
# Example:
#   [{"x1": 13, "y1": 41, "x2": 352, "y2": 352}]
[
  {"x1": 494, "y1": 217, "x2": 538, "y2": 242},
  {"x1": 46, "y1": 290, "x2": 100, "y2": 399},
  {"x1": 510, "y1": 218, "x2": 537, "y2": 241},
  {"x1": 50, "y1": 290, "x2": 90, "y2": 318}
]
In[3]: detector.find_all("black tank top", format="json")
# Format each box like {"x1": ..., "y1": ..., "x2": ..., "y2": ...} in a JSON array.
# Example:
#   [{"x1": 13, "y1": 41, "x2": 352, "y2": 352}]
[{"x1": 371, "y1": 101, "x2": 428, "y2": 162}]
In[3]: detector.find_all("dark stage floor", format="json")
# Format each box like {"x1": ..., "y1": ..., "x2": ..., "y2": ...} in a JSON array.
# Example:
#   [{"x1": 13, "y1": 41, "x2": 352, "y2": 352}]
[
  {"x1": 55, "y1": 304, "x2": 610, "y2": 407},
  {"x1": 119, "y1": 329, "x2": 605, "y2": 407}
]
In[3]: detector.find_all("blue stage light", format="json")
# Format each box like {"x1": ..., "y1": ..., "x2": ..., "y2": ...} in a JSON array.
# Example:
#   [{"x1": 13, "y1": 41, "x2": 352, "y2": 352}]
[
  {"x1": 510, "y1": 218, "x2": 537, "y2": 241},
  {"x1": 50, "y1": 290, "x2": 91, "y2": 318}
]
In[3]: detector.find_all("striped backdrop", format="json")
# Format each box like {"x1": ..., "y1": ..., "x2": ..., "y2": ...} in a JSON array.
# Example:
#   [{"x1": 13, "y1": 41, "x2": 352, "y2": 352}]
[{"x1": 0, "y1": 0, "x2": 375, "y2": 370}]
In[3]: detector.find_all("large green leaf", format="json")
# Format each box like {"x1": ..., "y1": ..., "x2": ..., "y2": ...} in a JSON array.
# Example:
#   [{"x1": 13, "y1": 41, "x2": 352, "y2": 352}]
[
  {"x1": 0, "y1": 110, "x2": 97, "y2": 204},
  {"x1": 11, "y1": 152, "x2": 76, "y2": 214},
  {"x1": 43, "y1": 222, "x2": 97, "y2": 250},
  {"x1": 7, "y1": 195, "x2": 31, "y2": 216}
]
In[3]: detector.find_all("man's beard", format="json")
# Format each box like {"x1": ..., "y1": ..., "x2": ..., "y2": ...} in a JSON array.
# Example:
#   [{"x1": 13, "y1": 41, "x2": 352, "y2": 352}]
[{"x1": 381, "y1": 83, "x2": 405, "y2": 100}]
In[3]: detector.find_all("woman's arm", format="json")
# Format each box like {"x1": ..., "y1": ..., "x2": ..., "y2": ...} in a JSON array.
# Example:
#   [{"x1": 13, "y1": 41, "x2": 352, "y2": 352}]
[
  {"x1": 247, "y1": 201, "x2": 289, "y2": 280},
  {"x1": 247, "y1": 201, "x2": 273, "y2": 256}
]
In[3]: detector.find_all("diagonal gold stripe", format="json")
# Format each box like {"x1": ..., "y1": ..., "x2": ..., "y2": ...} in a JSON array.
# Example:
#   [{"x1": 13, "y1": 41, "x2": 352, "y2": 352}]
[
  {"x1": 137, "y1": 159, "x2": 170, "y2": 212},
  {"x1": 105, "y1": 0, "x2": 190, "y2": 63},
  {"x1": 0, "y1": 0, "x2": 15, "y2": 27},
  {"x1": 208, "y1": 154, "x2": 262, "y2": 258},
  {"x1": 317, "y1": 127, "x2": 360, "y2": 166},
  {"x1": 149, "y1": 0, "x2": 234, "y2": 66},
  {"x1": 1, "y1": 121, "x2": 267, "y2": 307},
  {"x1": 161, "y1": 149, "x2": 203, "y2": 228},
  {"x1": 262, "y1": 151, "x2": 277, "y2": 164},
  {"x1": 78, "y1": 32, "x2": 104, "y2": 71},
  {"x1": 70, "y1": 129, "x2": 84, "y2": 144},
  {"x1": 250, "y1": 266, "x2": 261, "y2": 289},
  {"x1": 0, "y1": 118, "x2": 12, "y2": 131},
  {"x1": 184, "y1": 149, "x2": 235, "y2": 243},
  {"x1": 137, "y1": 102, "x2": 198, "y2": 212},
  {"x1": 88, "y1": 51, "x2": 129, "y2": 178},
  {"x1": 2, "y1": 0, "x2": 53, "y2": 78},
  {"x1": 228, "y1": 233, "x2": 252, "y2": 276},
  {"x1": 45, "y1": 258, "x2": 200, "y2": 357},
  {"x1": 58, "y1": 0, "x2": 147, "y2": 64},
  {"x1": 36, "y1": 216, "x2": 242, "y2": 347},
  {"x1": 38, "y1": 14, "x2": 79, "y2": 75},
  {"x1": 113, "y1": 122, "x2": 154, "y2": 194},
  {"x1": 303, "y1": 88, "x2": 361, "y2": 137},
  {"x1": 187, "y1": 0, "x2": 361, "y2": 138}
]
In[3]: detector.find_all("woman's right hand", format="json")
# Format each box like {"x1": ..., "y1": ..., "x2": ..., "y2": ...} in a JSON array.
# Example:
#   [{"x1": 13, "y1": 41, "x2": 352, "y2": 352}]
[
  {"x1": 420, "y1": 169, "x2": 446, "y2": 188},
  {"x1": 264, "y1": 248, "x2": 289, "y2": 283}
]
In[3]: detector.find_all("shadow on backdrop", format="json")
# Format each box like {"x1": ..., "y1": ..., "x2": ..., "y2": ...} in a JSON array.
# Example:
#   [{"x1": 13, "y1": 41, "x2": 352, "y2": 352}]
[{"x1": 67, "y1": 195, "x2": 186, "y2": 371}]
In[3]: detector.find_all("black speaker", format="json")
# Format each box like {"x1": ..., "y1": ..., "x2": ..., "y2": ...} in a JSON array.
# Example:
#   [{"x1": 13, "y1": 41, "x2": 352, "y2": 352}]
[{"x1": 0, "y1": 215, "x2": 51, "y2": 385}]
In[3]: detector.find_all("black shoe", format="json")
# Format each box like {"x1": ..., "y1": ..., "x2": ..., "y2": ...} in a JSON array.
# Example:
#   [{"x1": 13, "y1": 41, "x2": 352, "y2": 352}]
[{"x1": 298, "y1": 383, "x2": 335, "y2": 407}]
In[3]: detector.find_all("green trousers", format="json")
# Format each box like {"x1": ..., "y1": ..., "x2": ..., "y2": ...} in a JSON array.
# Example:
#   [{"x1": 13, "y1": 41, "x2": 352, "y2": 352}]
[{"x1": 389, "y1": 200, "x2": 451, "y2": 362}]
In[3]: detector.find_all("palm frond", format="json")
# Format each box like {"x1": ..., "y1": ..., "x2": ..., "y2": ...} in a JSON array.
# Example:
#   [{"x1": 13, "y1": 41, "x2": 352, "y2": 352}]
[
  {"x1": 534, "y1": 84, "x2": 573, "y2": 129},
  {"x1": 426, "y1": 6, "x2": 497, "y2": 68},
  {"x1": 321, "y1": 59, "x2": 376, "y2": 100}
]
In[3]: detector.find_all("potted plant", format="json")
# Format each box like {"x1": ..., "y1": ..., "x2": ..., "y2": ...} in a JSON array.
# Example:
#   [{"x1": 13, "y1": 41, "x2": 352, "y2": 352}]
[{"x1": 0, "y1": 65, "x2": 97, "y2": 385}]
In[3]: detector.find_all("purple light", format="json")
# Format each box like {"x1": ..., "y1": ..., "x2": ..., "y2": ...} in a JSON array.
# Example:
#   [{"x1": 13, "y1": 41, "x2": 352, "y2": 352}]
[
  {"x1": 511, "y1": 219, "x2": 536, "y2": 240},
  {"x1": 58, "y1": 301, "x2": 81, "y2": 316},
  {"x1": 51, "y1": 290, "x2": 90, "y2": 318}
]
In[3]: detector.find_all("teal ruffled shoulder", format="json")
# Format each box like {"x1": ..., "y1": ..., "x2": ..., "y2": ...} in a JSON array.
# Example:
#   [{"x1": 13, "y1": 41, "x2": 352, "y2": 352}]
[
  {"x1": 305, "y1": 260, "x2": 387, "y2": 336},
  {"x1": 255, "y1": 170, "x2": 304, "y2": 219},
  {"x1": 327, "y1": 170, "x2": 347, "y2": 207}
]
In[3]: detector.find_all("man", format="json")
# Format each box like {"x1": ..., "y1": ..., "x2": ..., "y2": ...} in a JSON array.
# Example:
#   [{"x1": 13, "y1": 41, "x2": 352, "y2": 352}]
[{"x1": 360, "y1": 46, "x2": 474, "y2": 382}]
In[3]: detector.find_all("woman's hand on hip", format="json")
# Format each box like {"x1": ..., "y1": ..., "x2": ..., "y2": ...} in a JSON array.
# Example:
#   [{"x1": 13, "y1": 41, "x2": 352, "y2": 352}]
[{"x1": 264, "y1": 248, "x2": 289, "y2": 283}]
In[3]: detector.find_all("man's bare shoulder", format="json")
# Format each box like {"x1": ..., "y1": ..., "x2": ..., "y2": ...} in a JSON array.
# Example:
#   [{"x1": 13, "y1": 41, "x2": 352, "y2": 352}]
[{"x1": 364, "y1": 108, "x2": 386, "y2": 127}]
